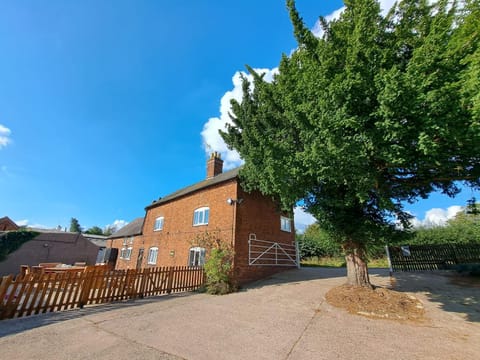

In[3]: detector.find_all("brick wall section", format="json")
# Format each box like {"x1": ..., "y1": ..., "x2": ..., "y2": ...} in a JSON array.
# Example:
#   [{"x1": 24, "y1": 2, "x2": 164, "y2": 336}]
[
  {"x1": 0, "y1": 233, "x2": 101, "y2": 276},
  {"x1": 138, "y1": 180, "x2": 237, "y2": 269},
  {"x1": 110, "y1": 235, "x2": 144, "y2": 270},
  {"x1": 233, "y1": 187, "x2": 295, "y2": 285},
  {"x1": 109, "y1": 175, "x2": 296, "y2": 285}
]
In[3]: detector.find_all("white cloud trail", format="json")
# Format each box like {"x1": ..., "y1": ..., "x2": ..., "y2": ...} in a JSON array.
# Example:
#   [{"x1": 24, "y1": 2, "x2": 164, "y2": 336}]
[{"x1": 0, "y1": 124, "x2": 12, "y2": 148}]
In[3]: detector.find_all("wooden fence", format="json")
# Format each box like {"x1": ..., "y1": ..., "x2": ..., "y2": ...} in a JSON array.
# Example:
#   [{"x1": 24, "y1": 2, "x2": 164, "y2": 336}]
[
  {"x1": 0, "y1": 266, "x2": 205, "y2": 320},
  {"x1": 386, "y1": 244, "x2": 480, "y2": 272}
]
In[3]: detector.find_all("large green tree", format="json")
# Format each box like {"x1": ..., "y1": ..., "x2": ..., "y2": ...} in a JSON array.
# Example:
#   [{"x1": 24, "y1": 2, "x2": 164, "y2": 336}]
[
  {"x1": 69, "y1": 217, "x2": 82, "y2": 233},
  {"x1": 221, "y1": 0, "x2": 480, "y2": 286}
]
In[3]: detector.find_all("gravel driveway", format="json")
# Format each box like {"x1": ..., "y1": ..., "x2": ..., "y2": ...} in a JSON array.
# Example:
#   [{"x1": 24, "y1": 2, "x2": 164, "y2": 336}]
[{"x1": 0, "y1": 268, "x2": 478, "y2": 360}]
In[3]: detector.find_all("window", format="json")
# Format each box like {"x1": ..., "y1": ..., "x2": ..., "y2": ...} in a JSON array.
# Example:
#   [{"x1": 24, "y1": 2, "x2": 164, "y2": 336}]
[
  {"x1": 188, "y1": 247, "x2": 206, "y2": 267},
  {"x1": 147, "y1": 247, "x2": 158, "y2": 265},
  {"x1": 154, "y1": 216, "x2": 164, "y2": 231},
  {"x1": 120, "y1": 247, "x2": 132, "y2": 260},
  {"x1": 193, "y1": 207, "x2": 209, "y2": 226},
  {"x1": 123, "y1": 236, "x2": 134, "y2": 245},
  {"x1": 280, "y1": 216, "x2": 292, "y2": 232}
]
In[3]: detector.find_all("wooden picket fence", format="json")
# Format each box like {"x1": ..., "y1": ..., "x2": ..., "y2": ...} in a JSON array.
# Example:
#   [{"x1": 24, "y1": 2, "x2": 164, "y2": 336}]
[
  {"x1": 386, "y1": 244, "x2": 480, "y2": 272},
  {"x1": 0, "y1": 265, "x2": 205, "y2": 320}
]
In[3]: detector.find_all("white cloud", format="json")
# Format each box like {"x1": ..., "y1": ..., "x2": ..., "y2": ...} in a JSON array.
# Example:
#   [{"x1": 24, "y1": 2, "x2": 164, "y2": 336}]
[
  {"x1": 294, "y1": 206, "x2": 317, "y2": 233},
  {"x1": 410, "y1": 206, "x2": 463, "y2": 228},
  {"x1": 0, "y1": 124, "x2": 12, "y2": 148},
  {"x1": 14, "y1": 219, "x2": 51, "y2": 229},
  {"x1": 201, "y1": 68, "x2": 278, "y2": 170},
  {"x1": 106, "y1": 219, "x2": 128, "y2": 232},
  {"x1": 15, "y1": 219, "x2": 29, "y2": 227}
]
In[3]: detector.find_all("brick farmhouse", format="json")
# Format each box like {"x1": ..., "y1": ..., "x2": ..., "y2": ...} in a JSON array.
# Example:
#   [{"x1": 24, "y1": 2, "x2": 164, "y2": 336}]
[{"x1": 109, "y1": 153, "x2": 298, "y2": 285}]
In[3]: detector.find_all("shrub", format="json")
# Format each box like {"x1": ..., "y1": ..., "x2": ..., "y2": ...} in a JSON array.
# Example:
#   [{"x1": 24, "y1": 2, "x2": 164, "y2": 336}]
[
  {"x1": 204, "y1": 248, "x2": 236, "y2": 295},
  {"x1": 191, "y1": 230, "x2": 237, "y2": 295}
]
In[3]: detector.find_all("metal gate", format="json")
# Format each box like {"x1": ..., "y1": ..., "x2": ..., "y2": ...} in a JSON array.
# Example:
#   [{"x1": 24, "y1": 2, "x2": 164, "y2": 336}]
[{"x1": 248, "y1": 233, "x2": 299, "y2": 267}]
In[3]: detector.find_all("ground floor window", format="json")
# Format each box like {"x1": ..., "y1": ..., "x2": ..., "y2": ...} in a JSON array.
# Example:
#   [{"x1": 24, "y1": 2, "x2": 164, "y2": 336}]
[
  {"x1": 147, "y1": 247, "x2": 159, "y2": 265},
  {"x1": 120, "y1": 247, "x2": 132, "y2": 260},
  {"x1": 188, "y1": 247, "x2": 206, "y2": 267}
]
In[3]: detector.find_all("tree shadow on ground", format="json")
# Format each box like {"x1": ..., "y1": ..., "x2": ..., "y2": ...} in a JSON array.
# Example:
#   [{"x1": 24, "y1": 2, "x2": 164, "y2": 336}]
[
  {"x1": 393, "y1": 271, "x2": 480, "y2": 323},
  {"x1": 0, "y1": 291, "x2": 197, "y2": 338}
]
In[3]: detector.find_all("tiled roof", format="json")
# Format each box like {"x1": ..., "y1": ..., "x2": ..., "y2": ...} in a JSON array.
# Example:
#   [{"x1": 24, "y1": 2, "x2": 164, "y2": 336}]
[
  {"x1": 33, "y1": 232, "x2": 84, "y2": 244},
  {"x1": 145, "y1": 167, "x2": 240, "y2": 210},
  {"x1": 108, "y1": 217, "x2": 144, "y2": 239}
]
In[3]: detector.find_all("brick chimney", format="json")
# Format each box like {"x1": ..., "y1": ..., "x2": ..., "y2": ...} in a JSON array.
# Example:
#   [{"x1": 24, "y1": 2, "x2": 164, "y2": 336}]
[{"x1": 207, "y1": 152, "x2": 223, "y2": 179}]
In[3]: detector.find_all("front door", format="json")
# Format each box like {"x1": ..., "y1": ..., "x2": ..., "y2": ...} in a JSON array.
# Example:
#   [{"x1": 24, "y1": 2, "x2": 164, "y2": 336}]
[{"x1": 136, "y1": 248, "x2": 144, "y2": 269}]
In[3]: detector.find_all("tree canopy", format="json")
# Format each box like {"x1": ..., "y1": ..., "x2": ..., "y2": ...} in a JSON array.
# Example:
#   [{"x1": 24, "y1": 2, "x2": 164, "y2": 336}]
[
  {"x1": 84, "y1": 226, "x2": 104, "y2": 235},
  {"x1": 221, "y1": 0, "x2": 480, "y2": 286},
  {"x1": 69, "y1": 217, "x2": 82, "y2": 233}
]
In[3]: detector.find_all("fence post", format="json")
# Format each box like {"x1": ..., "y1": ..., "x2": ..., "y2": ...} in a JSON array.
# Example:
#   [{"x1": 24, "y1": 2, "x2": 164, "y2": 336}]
[
  {"x1": 78, "y1": 269, "x2": 95, "y2": 309},
  {"x1": 295, "y1": 241, "x2": 300, "y2": 269},
  {"x1": 166, "y1": 267, "x2": 175, "y2": 294},
  {"x1": 385, "y1": 245, "x2": 393, "y2": 276},
  {"x1": 138, "y1": 268, "x2": 150, "y2": 299},
  {"x1": 0, "y1": 275, "x2": 14, "y2": 320}
]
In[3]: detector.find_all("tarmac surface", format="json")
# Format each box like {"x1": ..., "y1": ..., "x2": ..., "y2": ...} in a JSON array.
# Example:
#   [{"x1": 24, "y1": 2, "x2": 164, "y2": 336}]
[{"x1": 0, "y1": 267, "x2": 479, "y2": 360}]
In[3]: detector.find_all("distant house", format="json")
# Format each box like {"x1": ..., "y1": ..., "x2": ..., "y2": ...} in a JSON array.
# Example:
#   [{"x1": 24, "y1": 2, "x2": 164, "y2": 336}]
[
  {"x1": 109, "y1": 153, "x2": 297, "y2": 285},
  {"x1": 0, "y1": 216, "x2": 19, "y2": 231},
  {"x1": 0, "y1": 226, "x2": 108, "y2": 276}
]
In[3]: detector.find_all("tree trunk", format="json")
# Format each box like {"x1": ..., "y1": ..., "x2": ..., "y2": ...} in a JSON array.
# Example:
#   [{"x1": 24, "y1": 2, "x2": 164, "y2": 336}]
[{"x1": 343, "y1": 241, "x2": 373, "y2": 288}]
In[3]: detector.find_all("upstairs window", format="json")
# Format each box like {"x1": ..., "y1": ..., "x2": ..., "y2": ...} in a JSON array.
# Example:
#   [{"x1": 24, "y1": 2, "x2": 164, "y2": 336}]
[
  {"x1": 193, "y1": 207, "x2": 209, "y2": 226},
  {"x1": 188, "y1": 247, "x2": 206, "y2": 267},
  {"x1": 147, "y1": 247, "x2": 158, "y2": 265},
  {"x1": 154, "y1": 217, "x2": 164, "y2": 231},
  {"x1": 280, "y1": 216, "x2": 292, "y2": 232},
  {"x1": 123, "y1": 236, "x2": 134, "y2": 245}
]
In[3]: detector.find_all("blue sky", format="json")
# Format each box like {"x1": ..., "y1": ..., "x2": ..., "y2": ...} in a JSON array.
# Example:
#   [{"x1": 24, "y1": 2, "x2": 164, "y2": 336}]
[{"x1": 0, "y1": 0, "x2": 477, "y2": 232}]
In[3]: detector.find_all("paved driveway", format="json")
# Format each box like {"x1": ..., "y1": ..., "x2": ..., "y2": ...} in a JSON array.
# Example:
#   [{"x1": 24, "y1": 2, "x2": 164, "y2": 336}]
[{"x1": 0, "y1": 268, "x2": 479, "y2": 360}]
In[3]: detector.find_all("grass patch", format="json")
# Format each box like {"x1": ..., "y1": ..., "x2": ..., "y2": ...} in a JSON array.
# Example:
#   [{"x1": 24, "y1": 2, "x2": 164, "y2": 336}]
[{"x1": 301, "y1": 256, "x2": 389, "y2": 268}]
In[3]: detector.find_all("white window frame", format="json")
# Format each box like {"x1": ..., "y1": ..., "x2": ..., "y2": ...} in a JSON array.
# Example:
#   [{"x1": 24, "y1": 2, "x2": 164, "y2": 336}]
[
  {"x1": 280, "y1": 216, "x2": 292, "y2": 232},
  {"x1": 120, "y1": 247, "x2": 133, "y2": 260},
  {"x1": 188, "y1": 247, "x2": 206, "y2": 267},
  {"x1": 193, "y1": 207, "x2": 210, "y2": 226},
  {"x1": 147, "y1": 247, "x2": 159, "y2": 265},
  {"x1": 154, "y1": 216, "x2": 164, "y2": 231}
]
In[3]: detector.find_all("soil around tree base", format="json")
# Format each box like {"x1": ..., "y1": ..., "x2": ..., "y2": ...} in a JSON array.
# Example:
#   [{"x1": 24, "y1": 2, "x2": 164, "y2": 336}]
[{"x1": 325, "y1": 284, "x2": 425, "y2": 322}]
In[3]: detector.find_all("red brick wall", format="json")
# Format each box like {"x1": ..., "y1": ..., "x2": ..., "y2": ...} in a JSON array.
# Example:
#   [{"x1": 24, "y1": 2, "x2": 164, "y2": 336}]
[
  {"x1": 233, "y1": 188, "x2": 296, "y2": 285},
  {"x1": 110, "y1": 235, "x2": 144, "y2": 270},
  {"x1": 109, "y1": 177, "x2": 296, "y2": 285},
  {"x1": 130, "y1": 180, "x2": 238, "y2": 269}
]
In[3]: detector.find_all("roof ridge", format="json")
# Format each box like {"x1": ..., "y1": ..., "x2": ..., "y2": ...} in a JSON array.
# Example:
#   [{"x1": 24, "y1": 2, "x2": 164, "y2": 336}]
[{"x1": 145, "y1": 167, "x2": 240, "y2": 210}]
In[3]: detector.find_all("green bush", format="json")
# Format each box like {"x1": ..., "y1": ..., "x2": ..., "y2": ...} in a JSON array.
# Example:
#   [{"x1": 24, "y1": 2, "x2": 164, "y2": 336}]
[
  {"x1": 409, "y1": 209, "x2": 480, "y2": 245},
  {"x1": 204, "y1": 248, "x2": 236, "y2": 295},
  {"x1": 297, "y1": 223, "x2": 343, "y2": 259},
  {"x1": 191, "y1": 231, "x2": 237, "y2": 295}
]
